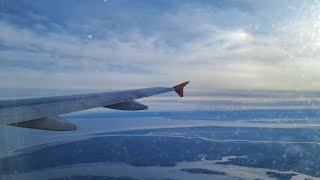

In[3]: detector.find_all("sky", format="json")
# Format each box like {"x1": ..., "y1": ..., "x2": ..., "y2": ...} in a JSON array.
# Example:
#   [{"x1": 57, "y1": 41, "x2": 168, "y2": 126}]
[{"x1": 1, "y1": 0, "x2": 320, "y2": 95}]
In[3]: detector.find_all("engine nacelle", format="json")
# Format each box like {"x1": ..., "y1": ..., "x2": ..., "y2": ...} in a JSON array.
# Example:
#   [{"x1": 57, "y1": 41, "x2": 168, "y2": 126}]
[{"x1": 104, "y1": 101, "x2": 148, "y2": 111}]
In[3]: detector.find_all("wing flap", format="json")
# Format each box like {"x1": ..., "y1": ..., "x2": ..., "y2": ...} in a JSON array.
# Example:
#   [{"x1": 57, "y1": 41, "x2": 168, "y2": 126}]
[
  {"x1": 75, "y1": 97, "x2": 114, "y2": 108},
  {"x1": 31, "y1": 101, "x2": 87, "y2": 116},
  {"x1": 8, "y1": 116, "x2": 77, "y2": 131},
  {"x1": 0, "y1": 106, "x2": 42, "y2": 125}
]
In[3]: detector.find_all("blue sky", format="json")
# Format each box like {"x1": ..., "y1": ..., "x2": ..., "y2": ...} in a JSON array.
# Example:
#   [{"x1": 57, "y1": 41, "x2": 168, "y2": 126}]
[{"x1": 1, "y1": 0, "x2": 320, "y2": 94}]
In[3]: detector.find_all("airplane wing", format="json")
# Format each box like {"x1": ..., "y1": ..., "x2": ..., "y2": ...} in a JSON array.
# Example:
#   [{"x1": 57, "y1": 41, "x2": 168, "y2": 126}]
[{"x1": 0, "y1": 81, "x2": 190, "y2": 131}]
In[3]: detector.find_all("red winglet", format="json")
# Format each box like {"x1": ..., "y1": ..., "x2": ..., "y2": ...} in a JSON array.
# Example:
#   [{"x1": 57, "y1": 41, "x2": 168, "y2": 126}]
[{"x1": 173, "y1": 81, "x2": 190, "y2": 97}]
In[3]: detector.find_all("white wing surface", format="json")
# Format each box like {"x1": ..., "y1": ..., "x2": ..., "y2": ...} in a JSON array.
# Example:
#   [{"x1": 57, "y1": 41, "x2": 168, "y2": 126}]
[{"x1": 0, "y1": 81, "x2": 189, "y2": 131}]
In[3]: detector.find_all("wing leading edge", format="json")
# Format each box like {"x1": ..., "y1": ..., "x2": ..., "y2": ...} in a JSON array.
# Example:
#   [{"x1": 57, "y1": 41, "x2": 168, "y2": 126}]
[{"x1": 0, "y1": 81, "x2": 190, "y2": 131}]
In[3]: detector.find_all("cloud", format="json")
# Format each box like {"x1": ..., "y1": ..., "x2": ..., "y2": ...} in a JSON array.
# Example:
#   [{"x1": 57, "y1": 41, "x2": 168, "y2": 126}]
[{"x1": 1, "y1": 1, "x2": 320, "y2": 94}]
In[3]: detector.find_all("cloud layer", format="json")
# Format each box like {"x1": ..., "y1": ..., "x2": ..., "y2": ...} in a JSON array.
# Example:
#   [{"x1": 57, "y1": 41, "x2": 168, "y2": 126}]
[{"x1": 1, "y1": 0, "x2": 320, "y2": 94}]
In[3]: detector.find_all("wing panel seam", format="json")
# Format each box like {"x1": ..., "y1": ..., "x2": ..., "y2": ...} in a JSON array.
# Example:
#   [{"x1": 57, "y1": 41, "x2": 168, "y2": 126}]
[
  {"x1": 75, "y1": 101, "x2": 88, "y2": 108},
  {"x1": 30, "y1": 105, "x2": 41, "y2": 112}
]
